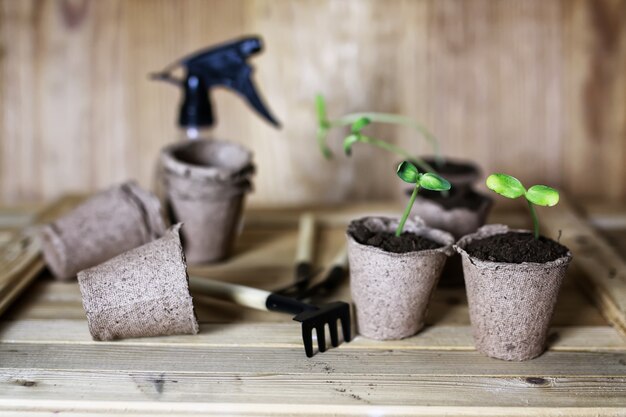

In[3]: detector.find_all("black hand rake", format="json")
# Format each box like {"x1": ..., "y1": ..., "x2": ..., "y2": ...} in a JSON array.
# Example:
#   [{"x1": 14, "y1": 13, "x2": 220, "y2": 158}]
[{"x1": 189, "y1": 276, "x2": 351, "y2": 357}]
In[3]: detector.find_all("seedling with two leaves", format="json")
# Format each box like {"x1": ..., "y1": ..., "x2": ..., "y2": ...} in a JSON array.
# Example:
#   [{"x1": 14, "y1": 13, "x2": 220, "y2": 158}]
[
  {"x1": 315, "y1": 94, "x2": 442, "y2": 173},
  {"x1": 395, "y1": 161, "x2": 451, "y2": 236},
  {"x1": 486, "y1": 173, "x2": 560, "y2": 239}
]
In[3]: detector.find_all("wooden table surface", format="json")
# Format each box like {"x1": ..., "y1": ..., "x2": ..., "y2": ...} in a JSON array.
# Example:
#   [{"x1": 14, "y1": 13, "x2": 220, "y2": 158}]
[{"x1": 0, "y1": 198, "x2": 625, "y2": 416}]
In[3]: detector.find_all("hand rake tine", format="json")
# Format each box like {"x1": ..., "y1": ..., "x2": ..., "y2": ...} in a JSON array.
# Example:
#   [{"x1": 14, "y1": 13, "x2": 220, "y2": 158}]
[
  {"x1": 316, "y1": 325, "x2": 327, "y2": 352},
  {"x1": 328, "y1": 319, "x2": 339, "y2": 347},
  {"x1": 340, "y1": 309, "x2": 351, "y2": 343},
  {"x1": 189, "y1": 276, "x2": 351, "y2": 358},
  {"x1": 302, "y1": 324, "x2": 314, "y2": 358}
]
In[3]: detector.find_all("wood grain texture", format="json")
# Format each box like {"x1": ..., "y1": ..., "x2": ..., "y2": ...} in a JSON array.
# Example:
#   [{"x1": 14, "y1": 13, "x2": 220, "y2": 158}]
[
  {"x1": 541, "y1": 196, "x2": 626, "y2": 337},
  {"x1": 1, "y1": 0, "x2": 625, "y2": 205},
  {"x1": 0, "y1": 199, "x2": 625, "y2": 414}
]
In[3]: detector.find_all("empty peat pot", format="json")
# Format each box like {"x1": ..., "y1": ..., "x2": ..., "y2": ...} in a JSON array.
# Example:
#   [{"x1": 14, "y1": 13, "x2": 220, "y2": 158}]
[
  {"x1": 347, "y1": 216, "x2": 454, "y2": 340},
  {"x1": 78, "y1": 224, "x2": 199, "y2": 341},
  {"x1": 454, "y1": 224, "x2": 572, "y2": 361},
  {"x1": 39, "y1": 181, "x2": 166, "y2": 280},
  {"x1": 160, "y1": 139, "x2": 254, "y2": 264}
]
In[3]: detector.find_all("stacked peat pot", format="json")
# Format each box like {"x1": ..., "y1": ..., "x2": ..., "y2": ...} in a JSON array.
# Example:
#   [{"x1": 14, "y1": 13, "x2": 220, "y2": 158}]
[
  {"x1": 160, "y1": 139, "x2": 254, "y2": 264},
  {"x1": 38, "y1": 182, "x2": 200, "y2": 340},
  {"x1": 409, "y1": 157, "x2": 493, "y2": 286},
  {"x1": 455, "y1": 225, "x2": 571, "y2": 361},
  {"x1": 347, "y1": 217, "x2": 454, "y2": 340}
]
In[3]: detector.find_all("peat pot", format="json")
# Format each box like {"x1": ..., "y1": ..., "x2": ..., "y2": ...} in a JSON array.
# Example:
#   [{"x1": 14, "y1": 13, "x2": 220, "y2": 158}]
[
  {"x1": 455, "y1": 224, "x2": 572, "y2": 361},
  {"x1": 39, "y1": 181, "x2": 165, "y2": 280},
  {"x1": 347, "y1": 216, "x2": 454, "y2": 340},
  {"x1": 160, "y1": 139, "x2": 254, "y2": 264}
]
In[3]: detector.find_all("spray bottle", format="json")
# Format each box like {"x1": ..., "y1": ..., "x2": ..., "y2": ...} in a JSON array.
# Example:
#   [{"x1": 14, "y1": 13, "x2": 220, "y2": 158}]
[
  {"x1": 151, "y1": 35, "x2": 280, "y2": 140},
  {"x1": 153, "y1": 36, "x2": 280, "y2": 264}
]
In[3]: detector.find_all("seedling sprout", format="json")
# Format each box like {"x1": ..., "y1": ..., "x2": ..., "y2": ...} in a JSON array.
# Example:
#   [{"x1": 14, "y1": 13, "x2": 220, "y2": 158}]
[
  {"x1": 396, "y1": 161, "x2": 451, "y2": 237},
  {"x1": 315, "y1": 94, "x2": 442, "y2": 172},
  {"x1": 486, "y1": 173, "x2": 560, "y2": 239}
]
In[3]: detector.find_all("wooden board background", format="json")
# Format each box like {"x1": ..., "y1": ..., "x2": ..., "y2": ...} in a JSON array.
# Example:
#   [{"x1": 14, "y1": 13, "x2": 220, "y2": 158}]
[{"x1": 1, "y1": 0, "x2": 625, "y2": 205}]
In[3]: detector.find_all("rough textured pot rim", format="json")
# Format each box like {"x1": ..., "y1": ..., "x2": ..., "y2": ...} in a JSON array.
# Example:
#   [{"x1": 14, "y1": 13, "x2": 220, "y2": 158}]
[
  {"x1": 454, "y1": 224, "x2": 572, "y2": 269},
  {"x1": 346, "y1": 216, "x2": 455, "y2": 258},
  {"x1": 161, "y1": 138, "x2": 253, "y2": 182}
]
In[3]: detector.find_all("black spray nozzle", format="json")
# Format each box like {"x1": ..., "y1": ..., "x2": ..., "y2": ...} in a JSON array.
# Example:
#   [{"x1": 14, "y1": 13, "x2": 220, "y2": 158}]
[{"x1": 151, "y1": 36, "x2": 280, "y2": 129}]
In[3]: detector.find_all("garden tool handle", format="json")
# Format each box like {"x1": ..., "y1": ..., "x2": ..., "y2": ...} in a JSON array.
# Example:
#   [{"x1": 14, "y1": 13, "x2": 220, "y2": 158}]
[
  {"x1": 188, "y1": 276, "x2": 317, "y2": 315},
  {"x1": 189, "y1": 276, "x2": 270, "y2": 311},
  {"x1": 294, "y1": 212, "x2": 316, "y2": 285}
]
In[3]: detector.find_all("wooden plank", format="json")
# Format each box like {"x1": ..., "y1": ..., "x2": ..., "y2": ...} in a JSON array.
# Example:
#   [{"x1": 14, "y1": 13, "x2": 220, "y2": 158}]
[
  {"x1": 1, "y1": 344, "x2": 626, "y2": 378},
  {"x1": 2, "y1": 272, "x2": 608, "y2": 327},
  {"x1": 540, "y1": 196, "x2": 626, "y2": 336},
  {"x1": 0, "y1": 371, "x2": 625, "y2": 409},
  {"x1": 562, "y1": 0, "x2": 626, "y2": 201},
  {"x1": 2, "y1": 1, "x2": 626, "y2": 205},
  {"x1": 0, "y1": 196, "x2": 81, "y2": 318},
  {"x1": 0, "y1": 320, "x2": 624, "y2": 352},
  {"x1": 0, "y1": 403, "x2": 625, "y2": 417}
]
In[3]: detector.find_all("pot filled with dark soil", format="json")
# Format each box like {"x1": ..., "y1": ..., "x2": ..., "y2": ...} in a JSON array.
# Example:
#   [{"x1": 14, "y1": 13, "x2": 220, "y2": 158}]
[
  {"x1": 455, "y1": 224, "x2": 572, "y2": 361},
  {"x1": 347, "y1": 216, "x2": 454, "y2": 340},
  {"x1": 160, "y1": 139, "x2": 254, "y2": 264}
]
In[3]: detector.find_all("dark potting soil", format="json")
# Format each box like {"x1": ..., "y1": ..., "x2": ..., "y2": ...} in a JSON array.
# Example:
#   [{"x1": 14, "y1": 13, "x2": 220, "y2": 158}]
[
  {"x1": 349, "y1": 223, "x2": 443, "y2": 254},
  {"x1": 410, "y1": 187, "x2": 490, "y2": 211},
  {"x1": 465, "y1": 232, "x2": 569, "y2": 264}
]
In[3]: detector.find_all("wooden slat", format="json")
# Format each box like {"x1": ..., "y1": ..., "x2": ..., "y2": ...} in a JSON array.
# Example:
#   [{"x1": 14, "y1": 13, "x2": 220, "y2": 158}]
[
  {"x1": 0, "y1": 198, "x2": 624, "y2": 413},
  {"x1": 540, "y1": 196, "x2": 626, "y2": 337},
  {"x1": 2, "y1": 273, "x2": 608, "y2": 327},
  {"x1": 1, "y1": 343, "x2": 626, "y2": 377},
  {"x1": 0, "y1": 403, "x2": 625, "y2": 417},
  {"x1": 0, "y1": 320, "x2": 624, "y2": 352},
  {"x1": 0, "y1": 372, "x2": 625, "y2": 409},
  {"x1": 2, "y1": 1, "x2": 626, "y2": 205},
  {"x1": 0, "y1": 196, "x2": 81, "y2": 318}
]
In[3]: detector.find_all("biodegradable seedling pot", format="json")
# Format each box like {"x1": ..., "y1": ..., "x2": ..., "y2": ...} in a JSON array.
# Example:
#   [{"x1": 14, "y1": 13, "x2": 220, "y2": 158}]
[
  {"x1": 39, "y1": 181, "x2": 166, "y2": 280},
  {"x1": 78, "y1": 224, "x2": 199, "y2": 341},
  {"x1": 455, "y1": 224, "x2": 572, "y2": 361},
  {"x1": 347, "y1": 216, "x2": 454, "y2": 340},
  {"x1": 160, "y1": 139, "x2": 254, "y2": 264}
]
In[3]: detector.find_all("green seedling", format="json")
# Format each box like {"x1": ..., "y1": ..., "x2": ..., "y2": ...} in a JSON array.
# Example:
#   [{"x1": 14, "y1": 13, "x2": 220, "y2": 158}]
[
  {"x1": 395, "y1": 161, "x2": 451, "y2": 237},
  {"x1": 486, "y1": 173, "x2": 560, "y2": 239},
  {"x1": 315, "y1": 94, "x2": 442, "y2": 172}
]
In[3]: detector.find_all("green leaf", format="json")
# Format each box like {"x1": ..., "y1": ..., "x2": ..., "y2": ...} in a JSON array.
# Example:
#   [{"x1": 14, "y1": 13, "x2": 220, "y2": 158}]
[
  {"x1": 396, "y1": 161, "x2": 420, "y2": 184},
  {"x1": 351, "y1": 117, "x2": 371, "y2": 134},
  {"x1": 419, "y1": 173, "x2": 451, "y2": 191},
  {"x1": 315, "y1": 94, "x2": 329, "y2": 129},
  {"x1": 526, "y1": 185, "x2": 559, "y2": 207},
  {"x1": 343, "y1": 134, "x2": 360, "y2": 156},
  {"x1": 316, "y1": 126, "x2": 332, "y2": 159},
  {"x1": 486, "y1": 173, "x2": 526, "y2": 199}
]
